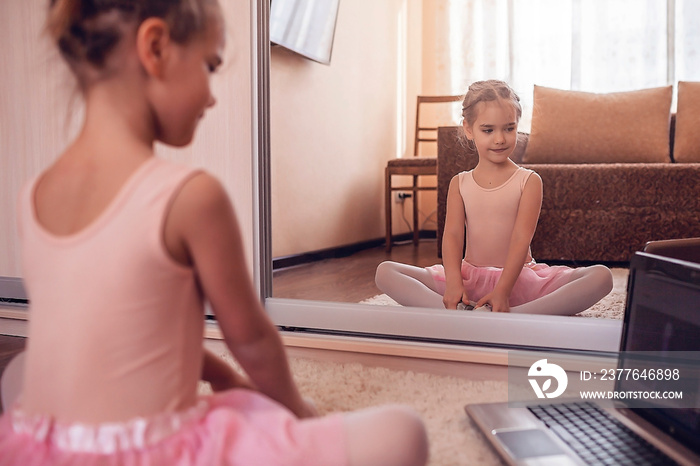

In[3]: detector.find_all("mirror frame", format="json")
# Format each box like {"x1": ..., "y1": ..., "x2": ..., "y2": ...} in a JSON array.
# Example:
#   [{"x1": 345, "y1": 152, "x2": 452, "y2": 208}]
[{"x1": 253, "y1": 0, "x2": 622, "y2": 353}]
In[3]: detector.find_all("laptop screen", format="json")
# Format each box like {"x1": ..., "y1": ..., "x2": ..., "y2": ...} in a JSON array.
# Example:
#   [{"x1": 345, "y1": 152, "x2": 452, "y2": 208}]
[{"x1": 618, "y1": 252, "x2": 700, "y2": 454}]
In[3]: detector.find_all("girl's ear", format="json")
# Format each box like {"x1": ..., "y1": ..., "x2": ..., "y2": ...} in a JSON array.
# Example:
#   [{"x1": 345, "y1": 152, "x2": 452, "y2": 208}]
[{"x1": 136, "y1": 18, "x2": 171, "y2": 78}]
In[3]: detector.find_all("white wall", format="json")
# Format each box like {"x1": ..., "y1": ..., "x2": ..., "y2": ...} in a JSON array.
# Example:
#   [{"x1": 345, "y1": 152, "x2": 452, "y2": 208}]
[
  {"x1": 270, "y1": 0, "x2": 426, "y2": 258},
  {"x1": 0, "y1": 0, "x2": 256, "y2": 279}
]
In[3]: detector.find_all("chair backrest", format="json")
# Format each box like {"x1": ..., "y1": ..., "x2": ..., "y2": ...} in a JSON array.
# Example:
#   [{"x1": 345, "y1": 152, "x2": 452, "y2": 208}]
[{"x1": 413, "y1": 95, "x2": 463, "y2": 156}]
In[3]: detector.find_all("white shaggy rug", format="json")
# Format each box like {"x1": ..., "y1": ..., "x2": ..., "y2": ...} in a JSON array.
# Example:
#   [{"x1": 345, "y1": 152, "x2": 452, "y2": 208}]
[
  {"x1": 362, "y1": 267, "x2": 629, "y2": 320},
  {"x1": 291, "y1": 358, "x2": 508, "y2": 465},
  {"x1": 205, "y1": 350, "x2": 508, "y2": 466}
]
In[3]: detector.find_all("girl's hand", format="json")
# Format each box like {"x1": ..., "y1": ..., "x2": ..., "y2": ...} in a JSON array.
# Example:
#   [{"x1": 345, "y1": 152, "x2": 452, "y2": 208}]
[
  {"x1": 208, "y1": 368, "x2": 256, "y2": 392},
  {"x1": 300, "y1": 397, "x2": 320, "y2": 418},
  {"x1": 477, "y1": 291, "x2": 510, "y2": 313},
  {"x1": 443, "y1": 283, "x2": 468, "y2": 310},
  {"x1": 202, "y1": 348, "x2": 257, "y2": 392},
  {"x1": 284, "y1": 396, "x2": 319, "y2": 419}
]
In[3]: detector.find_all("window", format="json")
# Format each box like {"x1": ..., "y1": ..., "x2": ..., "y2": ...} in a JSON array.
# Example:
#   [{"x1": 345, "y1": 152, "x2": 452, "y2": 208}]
[{"x1": 438, "y1": 0, "x2": 700, "y2": 129}]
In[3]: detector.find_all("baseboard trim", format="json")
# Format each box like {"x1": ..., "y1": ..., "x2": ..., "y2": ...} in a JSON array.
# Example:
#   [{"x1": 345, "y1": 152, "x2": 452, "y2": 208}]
[
  {"x1": 0, "y1": 277, "x2": 27, "y2": 305},
  {"x1": 0, "y1": 309, "x2": 28, "y2": 337},
  {"x1": 273, "y1": 231, "x2": 437, "y2": 270}
]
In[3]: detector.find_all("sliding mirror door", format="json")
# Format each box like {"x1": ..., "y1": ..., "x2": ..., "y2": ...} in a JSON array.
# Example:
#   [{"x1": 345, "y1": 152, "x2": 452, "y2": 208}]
[{"x1": 257, "y1": 0, "x2": 625, "y2": 352}]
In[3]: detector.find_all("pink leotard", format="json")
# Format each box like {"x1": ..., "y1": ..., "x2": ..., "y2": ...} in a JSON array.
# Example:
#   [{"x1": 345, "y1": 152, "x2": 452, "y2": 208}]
[
  {"x1": 460, "y1": 167, "x2": 534, "y2": 267},
  {"x1": 18, "y1": 158, "x2": 204, "y2": 423},
  {"x1": 1, "y1": 157, "x2": 349, "y2": 465},
  {"x1": 428, "y1": 166, "x2": 574, "y2": 306}
]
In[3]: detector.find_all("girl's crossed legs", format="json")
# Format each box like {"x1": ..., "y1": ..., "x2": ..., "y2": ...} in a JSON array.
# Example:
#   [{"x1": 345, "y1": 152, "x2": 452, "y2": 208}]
[
  {"x1": 375, "y1": 261, "x2": 445, "y2": 308},
  {"x1": 375, "y1": 261, "x2": 613, "y2": 315},
  {"x1": 512, "y1": 265, "x2": 612, "y2": 315}
]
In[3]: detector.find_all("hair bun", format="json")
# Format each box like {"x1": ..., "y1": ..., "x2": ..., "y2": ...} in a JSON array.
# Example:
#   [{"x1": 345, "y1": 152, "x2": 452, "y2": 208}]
[
  {"x1": 47, "y1": 0, "x2": 83, "y2": 42},
  {"x1": 83, "y1": 28, "x2": 120, "y2": 66},
  {"x1": 47, "y1": 0, "x2": 219, "y2": 82}
]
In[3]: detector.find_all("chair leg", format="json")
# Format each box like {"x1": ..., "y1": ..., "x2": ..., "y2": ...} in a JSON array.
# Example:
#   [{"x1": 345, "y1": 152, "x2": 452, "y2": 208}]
[
  {"x1": 385, "y1": 168, "x2": 393, "y2": 252},
  {"x1": 412, "y1": 175, "x2": 419, "y2": 246}
]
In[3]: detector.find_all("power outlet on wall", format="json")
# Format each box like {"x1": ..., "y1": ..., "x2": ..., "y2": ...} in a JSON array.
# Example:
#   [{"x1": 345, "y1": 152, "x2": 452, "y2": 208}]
[{"x1": 395, "y1": 192, "x2": 412, "y2": 203}]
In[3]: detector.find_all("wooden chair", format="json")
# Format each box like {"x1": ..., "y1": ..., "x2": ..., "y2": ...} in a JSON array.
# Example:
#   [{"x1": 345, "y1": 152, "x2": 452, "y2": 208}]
[{"x1": 385, "y1": 95, "x2": 463, "y2": 251}]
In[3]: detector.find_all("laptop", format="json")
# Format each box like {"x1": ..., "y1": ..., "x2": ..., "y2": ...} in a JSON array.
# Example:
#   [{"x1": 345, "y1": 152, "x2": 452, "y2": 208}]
[
  {"x1": 643, "y1": 237, "x2": 700, "y2": 264},
  {"x1": 466, "y1": 251, "x2": 700, "y2": 465}
]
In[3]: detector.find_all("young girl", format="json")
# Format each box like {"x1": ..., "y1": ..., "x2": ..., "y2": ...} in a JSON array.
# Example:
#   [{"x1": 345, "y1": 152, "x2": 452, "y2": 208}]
[
  {"x1": 0, "y1": 1, "x2": 428, "y2": 464},
  {"x1": 376, "y1": 80, "x2": 613, "y2": 315}
]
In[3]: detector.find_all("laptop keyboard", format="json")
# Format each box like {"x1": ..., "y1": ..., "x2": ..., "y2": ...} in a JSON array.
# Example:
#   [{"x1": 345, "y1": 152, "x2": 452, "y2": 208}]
[{"x1": 528, "y1": 402, "x2": 678, "y2": 465}]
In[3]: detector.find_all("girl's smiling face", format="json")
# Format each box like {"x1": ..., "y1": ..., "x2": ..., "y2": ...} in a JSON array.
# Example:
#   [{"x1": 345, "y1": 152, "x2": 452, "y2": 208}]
[{"x1": 463, "y1": 100, "x2": 519, "y2": 164}]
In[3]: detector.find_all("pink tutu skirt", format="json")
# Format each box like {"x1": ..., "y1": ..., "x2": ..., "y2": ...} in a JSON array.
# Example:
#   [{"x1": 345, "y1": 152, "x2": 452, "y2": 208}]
[
  {"x1": 0, "y1": 390, "x2": 347, "y2": 466},
  {"x1": 427, "y1": 260, "x2": 575, "y2": 307}
]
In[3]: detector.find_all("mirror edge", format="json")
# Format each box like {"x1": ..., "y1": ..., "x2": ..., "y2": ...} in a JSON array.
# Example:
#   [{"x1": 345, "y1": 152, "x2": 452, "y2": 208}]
[
  {"x1": 253, "y1": 0, "x2": 272, "y2": 300},
  {"x1": 255, "y1": 0, "x2": 623, "y2": 356}
]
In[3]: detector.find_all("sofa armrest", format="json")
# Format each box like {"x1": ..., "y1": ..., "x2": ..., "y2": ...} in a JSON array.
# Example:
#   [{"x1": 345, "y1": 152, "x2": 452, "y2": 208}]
[{"x1": 437, "y1": 127, "x2": 477, "y2": 257}]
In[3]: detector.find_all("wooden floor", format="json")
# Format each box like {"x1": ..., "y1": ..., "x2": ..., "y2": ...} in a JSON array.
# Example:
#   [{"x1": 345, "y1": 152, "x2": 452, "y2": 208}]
[{"x1": 272, "y1": 239, "x2": 440, "y2": 302}]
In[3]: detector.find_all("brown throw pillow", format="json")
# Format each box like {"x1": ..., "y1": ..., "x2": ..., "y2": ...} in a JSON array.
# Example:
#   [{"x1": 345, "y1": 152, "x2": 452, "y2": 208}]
[
  {"x1": 673, "y1": 81, "x2": 700, "y2": 163},
  {"x1": 523, "y1": 85, "x2": 672, "y2": 164}
]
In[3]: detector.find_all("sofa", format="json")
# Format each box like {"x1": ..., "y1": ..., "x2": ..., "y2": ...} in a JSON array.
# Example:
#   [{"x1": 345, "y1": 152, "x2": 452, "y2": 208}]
[{"x1": 436, "y1": 84, "x2": 700, "y2": 263}]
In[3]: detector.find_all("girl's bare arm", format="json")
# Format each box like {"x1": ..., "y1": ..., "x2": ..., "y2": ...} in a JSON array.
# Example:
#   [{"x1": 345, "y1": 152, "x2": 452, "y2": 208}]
[
  {"x1": 168, "y1": 173, "x2": 314, "y2": 418},
  {"x1": 442, "y1": 175, "x2": 468, "y2": 309},
  {"x1": 477, "y1": 173, "x2": 542, "y2": 312}
]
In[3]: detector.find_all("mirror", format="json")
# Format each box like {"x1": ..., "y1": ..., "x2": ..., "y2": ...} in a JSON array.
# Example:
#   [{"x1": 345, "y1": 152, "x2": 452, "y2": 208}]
[{"x1": 257, "y1": 1, "x2": 625, "y2": 352}]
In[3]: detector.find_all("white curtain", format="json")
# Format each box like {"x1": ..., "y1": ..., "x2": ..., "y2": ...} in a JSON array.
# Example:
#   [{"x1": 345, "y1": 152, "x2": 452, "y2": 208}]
[{"x1": 428, "y1": 0, "x2": 700, "y2": 131}]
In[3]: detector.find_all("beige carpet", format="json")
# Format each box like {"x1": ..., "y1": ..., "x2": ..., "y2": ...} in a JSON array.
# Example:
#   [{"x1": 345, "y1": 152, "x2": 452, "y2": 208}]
[
  {"x1": 292, "y1": 358, "x2": 508, "y2": 465},
  {"x1": 362, "y1": 267, "x2": 629, "y2": 320},
  {"x1": 206, "y1": 352, "x2": 509, "y2": 466}
]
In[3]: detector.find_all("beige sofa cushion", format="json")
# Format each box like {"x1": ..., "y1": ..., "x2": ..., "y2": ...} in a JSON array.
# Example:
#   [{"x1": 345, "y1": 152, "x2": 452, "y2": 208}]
[
  {"x1": 524, "y1": 85, "x2": 673, "y2": 164},
  {"x1": 673, "y1": 81, "x2": 700, "y2": 163}
]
